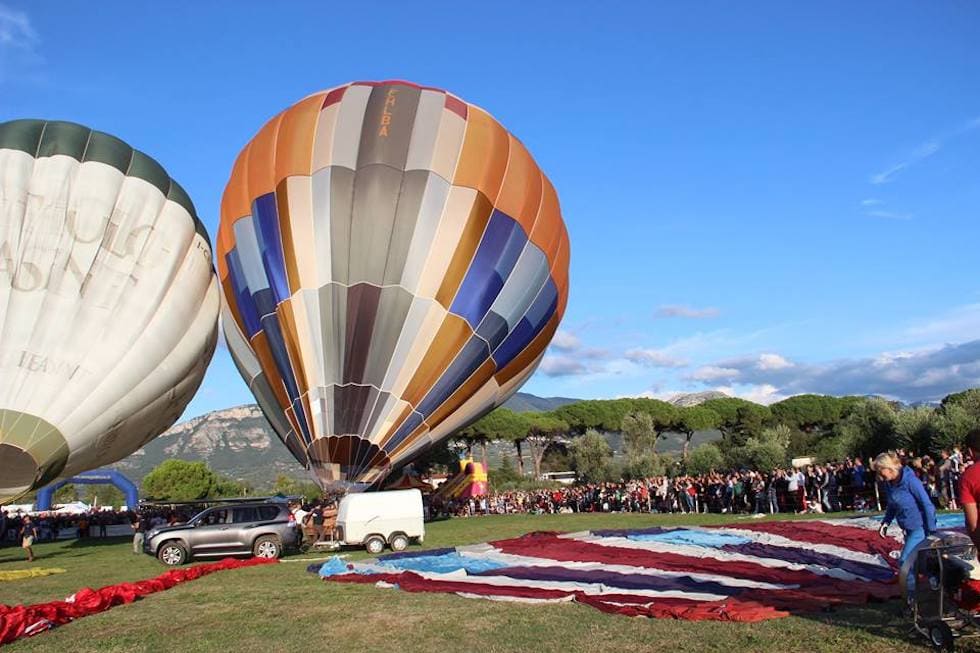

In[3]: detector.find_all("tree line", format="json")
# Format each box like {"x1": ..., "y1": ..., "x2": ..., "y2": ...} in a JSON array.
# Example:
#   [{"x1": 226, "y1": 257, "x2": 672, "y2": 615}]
[
  {"x1": 449, "y1": 389, "x2": 980, "y2": 484},
  {"x1": 40, "y1": 389, "x2": 980, "y2": 504}
]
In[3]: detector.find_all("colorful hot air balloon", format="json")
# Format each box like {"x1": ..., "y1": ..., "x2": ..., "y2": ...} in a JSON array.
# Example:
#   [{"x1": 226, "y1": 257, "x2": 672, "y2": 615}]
[
  {"x1": 0, "y1": 120, "x2": 220, "y2": 504},
  {"x1": 218, "y1": 81, "x2": 570, "y2": 491}
]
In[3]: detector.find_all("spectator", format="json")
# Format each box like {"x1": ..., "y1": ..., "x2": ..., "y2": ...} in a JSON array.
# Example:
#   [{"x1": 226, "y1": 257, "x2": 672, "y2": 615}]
[
  {"x1": 20, "y1": 515, "x2": 38, "y2": 563},
  {"x1": 131, "y1": 513, "x2": 146, "y2": 554},
  {"x1": 875, "y1": 452, "x2": 936, "y2": 567}
]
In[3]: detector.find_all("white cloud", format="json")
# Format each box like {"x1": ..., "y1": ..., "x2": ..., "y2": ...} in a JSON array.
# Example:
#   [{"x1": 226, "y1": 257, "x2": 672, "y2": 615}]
[
  {"x1": 899, "y1": 303, "x2": 980, "y2": 346},
  {"x1": 757, "y1": 353, "x2": 793, "y2": 370},
  {"x1": 688, "y1": 365, "x2": 740, "y2": 381},
  {"x1": 870, "y1": 121, "x2": 980, "y2": 185},
  {"x1": 690, "y1": 341, "x2": 980, "y2": 404},
  {"x1": 580, "y1": 347, "x2": 612, "y2": 360},
  {"x1": 654, "y1": 304, "x2": 720, "y2": 319},
  {"x1": 642, "y1": 324, "x2": 792, "y2": 364},
  {"x1": 714, "y1": 383, "x2": 786, "y2": 405},
  {"x1": 860, "y1": 198, "x2": 883, "y2": 207},
  {"x1": 0, "y1": 3, "x2": 41, "y2": 84},
  {"x1": 870, "y1": 140, "x2": 941, "y2": 185},
  {"x1": 866, "y1": 209, "x2": 913, "y2": 221},
  {"x1": 539, "y1": 355, "x2": 589, "y2": 377},
  {"x1": 550, "y1": 330, "x2": 580, "y2": 352},
  {"x1": 624, "y1": 348, "x2": 688, "y2": 368},
  {"x1": 0, "y1": 4, "x2": 35, "y2": 50}
]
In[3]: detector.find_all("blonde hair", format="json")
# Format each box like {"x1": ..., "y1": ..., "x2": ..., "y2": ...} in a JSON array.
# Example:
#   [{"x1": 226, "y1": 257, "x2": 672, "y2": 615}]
[{"x1": 873, "y1": 452, "x2": 902, "y2": 472}]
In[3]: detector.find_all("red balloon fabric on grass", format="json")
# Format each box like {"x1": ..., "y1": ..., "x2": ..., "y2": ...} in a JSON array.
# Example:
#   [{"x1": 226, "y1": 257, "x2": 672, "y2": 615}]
[{"x1": 0, "y1": 557, "x2": 276, "y2": 645}]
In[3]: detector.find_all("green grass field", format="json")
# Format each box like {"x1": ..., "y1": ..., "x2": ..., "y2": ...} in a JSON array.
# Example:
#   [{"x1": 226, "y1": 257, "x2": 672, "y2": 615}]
[{"x1": 1, "y1": 512, "x2": 974, "y2": 653}]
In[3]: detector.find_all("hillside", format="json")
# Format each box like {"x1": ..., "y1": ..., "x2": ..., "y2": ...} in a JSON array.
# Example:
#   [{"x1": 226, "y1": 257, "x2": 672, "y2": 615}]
[
  {"x1": 110, "y1": 405, "x2": 304, "y2": 487},
  {"x1": 109, "y1": 391, "x2": 725, "y2": 486},
  {"x1": 502, "y1": 392, "x2": 581, "y2": 412},
  {"x1": 110, "y1": 392, "x2": 581, "y2": 486}
]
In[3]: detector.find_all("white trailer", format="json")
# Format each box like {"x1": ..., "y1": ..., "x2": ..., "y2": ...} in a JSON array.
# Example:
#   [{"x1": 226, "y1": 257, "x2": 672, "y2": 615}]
[{"x1": 334, "y1": 489, "x2": 425, "y2": 554}]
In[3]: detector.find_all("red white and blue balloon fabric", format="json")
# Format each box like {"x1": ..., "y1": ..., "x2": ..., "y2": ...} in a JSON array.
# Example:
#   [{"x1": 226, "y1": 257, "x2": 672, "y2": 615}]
[{"x1": 315, "y1": 519, "x2": 905, "y2": 622}]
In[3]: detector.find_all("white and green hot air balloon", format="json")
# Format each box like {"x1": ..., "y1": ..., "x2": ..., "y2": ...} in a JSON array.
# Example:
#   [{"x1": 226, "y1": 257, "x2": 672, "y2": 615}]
[{"x1": 0, "y1": 120, "x2": 219, "y2": 504}]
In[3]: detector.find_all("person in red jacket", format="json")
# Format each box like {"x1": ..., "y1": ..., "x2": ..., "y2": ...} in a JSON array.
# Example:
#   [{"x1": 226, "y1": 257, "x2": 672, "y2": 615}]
[{"x1": 959, "y1": 429, "x2": 980, "y2": 555}]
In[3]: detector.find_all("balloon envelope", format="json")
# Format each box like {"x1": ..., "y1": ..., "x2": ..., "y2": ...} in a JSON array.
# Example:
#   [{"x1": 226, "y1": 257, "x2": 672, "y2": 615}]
[
  {"x1": 218, "y1": 80, "x2": 570, "y2": 490},
  {"x1": 0, "y1": 120, "x2": 219, "y2": 504}
]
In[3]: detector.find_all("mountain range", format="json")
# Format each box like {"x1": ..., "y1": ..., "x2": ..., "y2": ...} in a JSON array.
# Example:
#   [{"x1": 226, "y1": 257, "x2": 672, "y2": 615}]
[{"x1": 110, "y1": 391, "x2": 725, "y2": 487}]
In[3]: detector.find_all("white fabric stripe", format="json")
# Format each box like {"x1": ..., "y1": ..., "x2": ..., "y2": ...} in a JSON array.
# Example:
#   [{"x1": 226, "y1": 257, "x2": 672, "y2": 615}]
[
  {"x1": 451, "y1": 547, "x2": 793, "y2": 590},
  {"x1": 689, "y1": 526, "x2": 892, "y2": 568},
  {"x1": 348, "y1": 564, "x2": 730, "y2": 602},
  {"x1": 821, "y1": 517, "x2": 906, "y2": 541},
  {"x1": 232, "y1": 216, "x2": 268, "y2": 292},
  {"x1": 570, "y1": 534, "x2": 868, "y2": 582},
  {"x1": 453, "y1": 592, "x2": 572, "y2": 605}
]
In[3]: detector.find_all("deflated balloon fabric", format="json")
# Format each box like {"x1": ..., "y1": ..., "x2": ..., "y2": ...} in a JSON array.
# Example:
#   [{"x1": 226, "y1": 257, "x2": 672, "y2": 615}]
[
  {"x1": 627, "y1": 529, "x2": 752, "y2": 547},
  {"x1": 0, "y1": 568, "x2": 67, "y2": 583},
  {"x1": 0, "y1": 557, "x2": 276, "y2": 645},
  {"x1": 316, "y1": 556, "x2": 353, "y2": 577},
  {"x1": 317, "y1": 550, "x2": 506, "y2": 576},
  {"x1": 314, "y1": 520, "x2": 901, "y2": 622}
]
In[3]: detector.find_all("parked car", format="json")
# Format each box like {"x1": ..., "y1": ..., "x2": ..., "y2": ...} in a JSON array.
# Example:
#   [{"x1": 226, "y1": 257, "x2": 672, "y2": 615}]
[
  {"x1": 144, "y1": 500, "x2": 298, "y2": 566},
  {"x1": 330, "y1": 489, "x2": 425, "y2": 554}
]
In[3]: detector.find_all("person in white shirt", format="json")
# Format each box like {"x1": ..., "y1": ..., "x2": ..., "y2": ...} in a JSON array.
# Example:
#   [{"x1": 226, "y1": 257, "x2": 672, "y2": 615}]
[
  {"x1": 785, "y1": 469, "x2": 806, "y2": 512},
  {"x1": 786, "y1": 469, "x2": 798, "y2": 493}
]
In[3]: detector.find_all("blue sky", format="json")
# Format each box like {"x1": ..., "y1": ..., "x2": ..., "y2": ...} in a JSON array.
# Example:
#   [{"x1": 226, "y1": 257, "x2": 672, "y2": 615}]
[{"x1": 1, "y1": 1, "x2": 978, "y2": 417}]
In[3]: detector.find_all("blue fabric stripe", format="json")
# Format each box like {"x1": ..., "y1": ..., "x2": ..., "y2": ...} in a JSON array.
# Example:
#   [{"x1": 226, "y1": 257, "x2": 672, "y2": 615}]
[
  {"x1": 380, "y1": 547, "x2": 455, "y2": 561},
  {"x1": 450, "y1": 211, "x2": 526, "y2": 327},
  {"x1": 226, "y1": 249, "x2": 261, "y2": 338},
  {"x1": 476, "y1": 565, "x2": 744, "y2": 596},
  {"x1": 630, "y1": 530, "x2": 752, "y2": 547},
  {"x1": 385, "y1": 411, "x2": 425, "y2": 452},
  {"x1": 258, "y1": 313, "x2": 311, "y2": 441},
  {"x1": 378, "y1": 551, "x2": 507, "y2": 575},
  {"x1": 252, "y1": 192, "x2": 290, "y2": 304},
  {"x1": 475, "y1": 311, "x2": 510, "y2": 351},
  {"x1": 592, "y1": 526, "x2": 672, "y2": 537},
  {"x1": 492, "y1": 279, "x2": 558, "y2": 368},
  {"x1": 720, "y1": 542, "x2": 894, "y2": 581},
  {"x1": 416, "y1": 336, "x2": 490, "y2": 418}
]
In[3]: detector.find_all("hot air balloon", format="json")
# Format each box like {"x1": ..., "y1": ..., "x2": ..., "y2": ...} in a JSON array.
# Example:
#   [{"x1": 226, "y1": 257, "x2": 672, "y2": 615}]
[
  {"x1": 218, "y1": 80, "x2": 570, "y2": 491},
  {"x1": 0, "y1": 120, "x2": 220, "y2": 504}
]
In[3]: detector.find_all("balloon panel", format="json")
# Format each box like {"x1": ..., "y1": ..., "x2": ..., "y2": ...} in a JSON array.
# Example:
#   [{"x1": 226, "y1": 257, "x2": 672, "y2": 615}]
[
  {"x1": 0, "y1": 120, "x2": 219, "y2": 504},
  {"x1": 219, "y1": 81, "x2": 569, "y2": 489}
]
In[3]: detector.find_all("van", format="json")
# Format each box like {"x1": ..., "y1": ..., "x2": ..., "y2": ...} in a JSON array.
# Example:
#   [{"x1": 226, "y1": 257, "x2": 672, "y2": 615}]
[{"x1": 334, "y1": 489, "x2": 425, "y2": 554}]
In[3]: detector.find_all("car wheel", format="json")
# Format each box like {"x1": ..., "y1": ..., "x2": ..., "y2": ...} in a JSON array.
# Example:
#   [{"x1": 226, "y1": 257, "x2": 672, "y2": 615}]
[
  {"x1": 253, "y1": 535, "x2": 282, "y2": 559},
  {"x1": 389, "y1": 533, "x2": 409, "y2": 552},
  {"x1": 365, "y1": 535, "x2": 385, "y2": 555},
  {"x1": 158, "y1": 542, "x2": 187, "y2": 566}
]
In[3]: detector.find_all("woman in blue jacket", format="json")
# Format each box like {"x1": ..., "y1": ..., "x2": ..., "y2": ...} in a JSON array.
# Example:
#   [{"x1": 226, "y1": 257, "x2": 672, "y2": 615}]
[{"x1": 875, "y1": 451, "x2": 937, "y2": 565}]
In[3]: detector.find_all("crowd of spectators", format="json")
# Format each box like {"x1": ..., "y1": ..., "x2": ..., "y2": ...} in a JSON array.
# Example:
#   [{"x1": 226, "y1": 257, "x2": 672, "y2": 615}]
[
  {"x1": 1, "y1": 448, "x2": 967, "y2": 551},
  {"x1": 0, "y1": 506, "x2": 194, "y2": 546},
  {"x1": 438, "y1": 448, "x2": 965, "y2": 518}
]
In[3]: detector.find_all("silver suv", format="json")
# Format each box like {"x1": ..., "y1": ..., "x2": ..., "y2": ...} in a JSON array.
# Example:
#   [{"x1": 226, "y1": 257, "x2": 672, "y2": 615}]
[{"x1": 144, "y1": 501, "x2": 298, "y2": 566}]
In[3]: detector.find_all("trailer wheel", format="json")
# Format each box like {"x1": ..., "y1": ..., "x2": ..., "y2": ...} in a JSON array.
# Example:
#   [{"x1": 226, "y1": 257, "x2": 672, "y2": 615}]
[
  {"x1": 365, "y1": 535, "x2": 386, "y2": 555},
  {"x1": 929, "y1": 623, "x2": 954, "y2": 652},
  {"x1": 389, "y1": 533, "x2": 409, "y2": 552}
]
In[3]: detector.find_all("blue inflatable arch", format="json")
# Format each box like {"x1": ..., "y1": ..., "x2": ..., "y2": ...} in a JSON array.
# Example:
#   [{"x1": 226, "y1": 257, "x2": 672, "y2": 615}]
[{"x1": 36, "y1": 469, "x2": 139, "y2": 511}]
